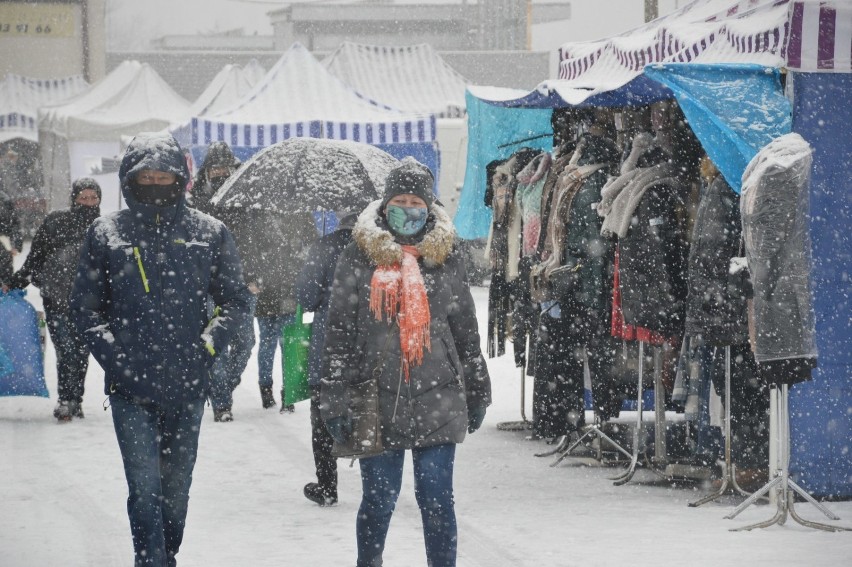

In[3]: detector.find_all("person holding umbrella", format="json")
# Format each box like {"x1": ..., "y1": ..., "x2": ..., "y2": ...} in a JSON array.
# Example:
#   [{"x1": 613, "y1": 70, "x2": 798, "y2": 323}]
[{"x1": 321, "y1": 158, "x2": 492, "y2": 567}]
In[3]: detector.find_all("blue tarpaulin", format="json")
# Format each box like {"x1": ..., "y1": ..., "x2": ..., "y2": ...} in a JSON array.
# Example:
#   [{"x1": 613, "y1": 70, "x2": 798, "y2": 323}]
[
  {"x1": 454, "y1": 90, "x2": 552, "y2": 240},
  {"x1": 644, "y1": 63, "x2": 792, "y2": 193}
]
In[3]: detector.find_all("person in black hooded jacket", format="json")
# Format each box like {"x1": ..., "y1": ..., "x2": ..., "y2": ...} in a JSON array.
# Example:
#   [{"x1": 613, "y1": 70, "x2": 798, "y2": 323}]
[{"x1": 10, "y1": 178, "x2": 101, "y2": 421}]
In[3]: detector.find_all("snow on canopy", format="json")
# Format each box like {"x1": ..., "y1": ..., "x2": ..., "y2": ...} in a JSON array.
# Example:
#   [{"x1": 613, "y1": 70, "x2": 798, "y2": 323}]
[
  {"x1": 38, "y1": 61, "x2": 189, "y2": 140},
  {"x1": 322, "y1": 42, "x2": 468, "y2": 118},
  {"x1": 37, "y1": 61, "x2": 190, "y2": 212},
  {"x1": 0, "y1": 73, "x2": 88, "y2": 143},
  {"x1": 188, "y1": 60, "x2": 266, "y2": 118},
  {"x1": 171, "y1": 42, "x2": 436, "y2": 148}
]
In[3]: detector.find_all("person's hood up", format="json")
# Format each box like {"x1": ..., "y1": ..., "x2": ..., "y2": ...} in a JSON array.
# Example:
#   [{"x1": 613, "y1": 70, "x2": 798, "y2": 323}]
[
  {"x1": 196, "y1": 141, "x2": 240, "y2": 185},
  {"x1": 119, "y1": 132, "x2": 190, "y2": 218}
]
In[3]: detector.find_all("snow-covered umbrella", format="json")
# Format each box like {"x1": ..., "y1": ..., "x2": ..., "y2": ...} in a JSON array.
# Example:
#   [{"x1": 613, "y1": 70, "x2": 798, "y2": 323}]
[{"x1": 211, "y1": 137, "x2": 398, "y2": 214}]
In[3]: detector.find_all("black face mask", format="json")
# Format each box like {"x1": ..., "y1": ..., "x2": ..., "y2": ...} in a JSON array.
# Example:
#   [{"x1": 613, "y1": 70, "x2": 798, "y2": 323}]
[
  {"x1": 208, "y1": 175, "x2": 228, "y2": 193},
  {"x1": 71, "y1": 203, "x2": 100, "y2": 223},
  {"x1": 130, "y1": 181, "x2": 182, "y2": 206}
]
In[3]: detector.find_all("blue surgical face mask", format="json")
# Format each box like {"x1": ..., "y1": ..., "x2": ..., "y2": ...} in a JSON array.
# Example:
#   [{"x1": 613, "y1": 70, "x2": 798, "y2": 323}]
[{"x1": 386, "y1": 205, "x2": 428, "y2": 236}]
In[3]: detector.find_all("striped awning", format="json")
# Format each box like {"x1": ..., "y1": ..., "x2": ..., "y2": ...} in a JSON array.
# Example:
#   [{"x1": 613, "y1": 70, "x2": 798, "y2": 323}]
[
  {"x1": 558, "y1": 0, "x2": 789, "y2": 87},
  {"x1": 786, "y1": 0, "x2": 851, "y2": 71},
  {"x1": 0, "y1": 73, "x2": 88, "y2": 142},
  {"x1": 172, "y1": 43, "x2": 436, "y2": 148}
]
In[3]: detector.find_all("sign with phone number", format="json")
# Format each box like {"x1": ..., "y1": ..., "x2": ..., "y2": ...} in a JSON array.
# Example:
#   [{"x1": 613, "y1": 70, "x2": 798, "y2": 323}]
[{"x1": 0, "y1": 3, "x2": 76, "y2": 38}]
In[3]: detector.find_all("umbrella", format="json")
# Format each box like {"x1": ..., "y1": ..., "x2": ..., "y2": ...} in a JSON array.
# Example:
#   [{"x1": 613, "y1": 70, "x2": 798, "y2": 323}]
[{"x1": 211, "y1": 137, "x2": 398, "y2": 214}]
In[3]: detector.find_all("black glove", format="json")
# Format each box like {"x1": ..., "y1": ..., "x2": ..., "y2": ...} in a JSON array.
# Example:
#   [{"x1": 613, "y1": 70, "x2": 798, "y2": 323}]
[
  {"x1": 325, "y1": 415, "x2": 353, "y2": 445},
  {"x1": 467, "y1": 406, "x2": 487, "y2": 434}
]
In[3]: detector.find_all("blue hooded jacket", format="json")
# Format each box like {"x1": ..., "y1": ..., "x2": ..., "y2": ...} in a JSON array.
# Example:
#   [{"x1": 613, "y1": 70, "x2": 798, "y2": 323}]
[{"x1": 70, "y1": 132, "x2": 253, "y2": 406}]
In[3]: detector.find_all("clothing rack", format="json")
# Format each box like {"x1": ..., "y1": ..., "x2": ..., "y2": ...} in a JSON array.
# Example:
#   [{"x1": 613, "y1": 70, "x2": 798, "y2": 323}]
[{"x1": 725, "y1": 383, "x2": 850, "y2": 532}]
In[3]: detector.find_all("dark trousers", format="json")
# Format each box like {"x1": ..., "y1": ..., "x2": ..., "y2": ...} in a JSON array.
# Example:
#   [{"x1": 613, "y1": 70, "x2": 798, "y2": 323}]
[
  {"x1": 708, "y1": 344, "x2": 769, "y2": 467},
  {"x1": 309, "y1": 386, "x2": 337, "y2": 491},
  {"x1": 532, "y1": 313, "x2": 586, "y2": 437},
  {"x1": 110, "y1": 395, "x2": 205, "y2": 567},
  {"x1": 45, "y1": 304, "x2": 89, "y2": 402}
]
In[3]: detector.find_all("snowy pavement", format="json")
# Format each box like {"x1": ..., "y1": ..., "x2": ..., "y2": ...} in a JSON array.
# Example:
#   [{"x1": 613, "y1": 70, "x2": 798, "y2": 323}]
[{"x1": 2, "y1": 286, "x2": 850, "y2": 566}]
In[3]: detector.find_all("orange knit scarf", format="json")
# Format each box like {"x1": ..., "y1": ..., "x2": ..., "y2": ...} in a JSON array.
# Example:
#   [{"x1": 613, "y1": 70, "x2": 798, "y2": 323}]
[{"x1": 369, "y1": 245, "x2": 431, "y2": 382}]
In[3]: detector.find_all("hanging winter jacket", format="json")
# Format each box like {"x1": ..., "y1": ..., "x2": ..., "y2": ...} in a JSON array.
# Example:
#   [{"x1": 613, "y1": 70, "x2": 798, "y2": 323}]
[
  {"x1": 684, "y1": 175, "x2": 748, "y2": 346},
  {"x1": 618, "y1": 149, "x2": 690, "y2": 336}
]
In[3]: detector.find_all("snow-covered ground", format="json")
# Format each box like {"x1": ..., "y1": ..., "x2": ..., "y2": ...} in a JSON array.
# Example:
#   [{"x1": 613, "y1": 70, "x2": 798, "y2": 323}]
[{"x1": 2, "y1": 282, "x2": 850, "y2": 567}]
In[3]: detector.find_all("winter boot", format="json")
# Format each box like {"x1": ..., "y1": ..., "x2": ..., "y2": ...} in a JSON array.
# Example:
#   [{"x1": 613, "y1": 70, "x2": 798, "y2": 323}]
[
  {"x1": 53, "y1": 400, "x2": 73, "y2": 422},
  {"x1": 279, "y1": 402, "x2": 295, "y2": 414},
  {"x1": 71, "y1": 401, "x2": 84, "y2": 419},
  {"x1": 213, "y1": 408, "x2": 234, "y2": 422},
  {"x1": 303, "y1": 482, "x2": 337, "y2": 506},
  {"x1": 260, "y1": 385, "x2": 276, "y2": 409}
]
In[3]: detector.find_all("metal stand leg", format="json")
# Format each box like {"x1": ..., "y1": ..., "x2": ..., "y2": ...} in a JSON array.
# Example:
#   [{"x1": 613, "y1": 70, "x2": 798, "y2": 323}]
[
  {"x1": 612, "y1": 341, "x2": 644, "y2": 485},
  {"x1": 725, "y1": 384, "x2": 850, "y2": 532},
  {"x1": 652, "y1": 346, "x2": 667, "y2": 467},
  {"x1": 497, "y1": 364, "x2": 532, "y2": 431},
  {"x1": 690, "y1": 345, "x2": 755, "y2": 506}
]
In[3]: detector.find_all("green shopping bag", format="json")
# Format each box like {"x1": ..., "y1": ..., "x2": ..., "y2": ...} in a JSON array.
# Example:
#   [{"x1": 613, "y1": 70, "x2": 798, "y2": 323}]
[{"x1": 282, "y1": 305, "x2": 312, "y2": 405}]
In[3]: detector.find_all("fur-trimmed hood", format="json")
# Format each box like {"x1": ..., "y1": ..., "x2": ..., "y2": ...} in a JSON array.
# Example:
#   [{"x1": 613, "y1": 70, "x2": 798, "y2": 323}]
[{"x1": 353, "y1": 200, "x2": 456, "y2": 268}]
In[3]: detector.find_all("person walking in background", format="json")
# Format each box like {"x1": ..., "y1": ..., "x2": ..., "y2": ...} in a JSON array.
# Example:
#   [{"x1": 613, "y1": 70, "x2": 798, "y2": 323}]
[
  {"x1": 190, "y1": 141, "x2": 258, "y2": 423},
  {"x1": 70, "y1": 132, "x2": 253, "y2": 567},
  {"x1": 8, "y1": 178, "x2": 101, "y2": 421},
  {"x1": 0, "y1": 181, "x2": 23, "y2": 286},
  {"x1": 241, "y1": 209, "x2": 317, "y2": 413},
  {"x1": 295, "y1": 211, "x2": 357, "y2": 506},
  {"x1": 321, "y1": 159, "x2": 492, "y2": 567}
]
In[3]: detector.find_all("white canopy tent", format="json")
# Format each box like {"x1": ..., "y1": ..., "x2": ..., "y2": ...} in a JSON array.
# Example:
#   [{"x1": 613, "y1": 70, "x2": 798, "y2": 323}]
[
  {"x1": 322, "y1": 42, "x2": 469, "y2": 215},
  {"x1": 171, "y1": 43, "x2": 438, "y2": 198},
  {"x1": 188, "y1": 60, "x2": 266, "y2": 118},
  {"x1": 39, "y1": 61, "x2": 190, "y2": 213},
  {"x1": 0, "y1": 73, "x2": 89, "y2": 144}
]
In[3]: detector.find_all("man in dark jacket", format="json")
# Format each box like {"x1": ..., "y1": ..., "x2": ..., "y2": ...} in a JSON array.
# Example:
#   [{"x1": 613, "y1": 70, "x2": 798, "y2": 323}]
[
  {"x1": 295, "y1": 211, "x2": 356, "y2": 506},
  {"x1": 10, "y1": 178, "x2": 102, "y2": 420},
  {"x1": 70, "y1": 132, "x2": 253, "y2": 567}
]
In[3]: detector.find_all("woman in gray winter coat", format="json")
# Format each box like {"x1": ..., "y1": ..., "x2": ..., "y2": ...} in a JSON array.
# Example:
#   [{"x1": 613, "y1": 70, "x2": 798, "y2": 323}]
[{"x1": 320, "y1": 159, "x2": 491, "y2": 567}]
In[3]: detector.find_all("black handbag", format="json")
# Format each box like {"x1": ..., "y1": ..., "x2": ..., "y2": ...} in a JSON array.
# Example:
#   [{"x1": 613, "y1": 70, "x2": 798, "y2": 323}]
[
  {"x1": 330, "y1": 377, "x2": 384, "y2": 459},
  {"x1": 330, "y1": 323, "x2": 395, "y2": 460}
]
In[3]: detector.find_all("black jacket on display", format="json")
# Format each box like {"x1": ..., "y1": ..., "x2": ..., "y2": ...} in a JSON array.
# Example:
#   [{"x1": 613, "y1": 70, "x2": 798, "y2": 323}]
[
  {"x1": 618, "y1": 152, "x2": 690, "y2": 336},
  {"x1": 684, "y1": 175, "x2": 749, "y2": 346}
]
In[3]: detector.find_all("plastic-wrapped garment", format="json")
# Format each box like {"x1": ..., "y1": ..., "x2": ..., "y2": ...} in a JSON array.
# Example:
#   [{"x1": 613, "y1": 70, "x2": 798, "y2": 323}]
[{"x1": 740, "y1": 133, "x2": 817, "y2": 365}]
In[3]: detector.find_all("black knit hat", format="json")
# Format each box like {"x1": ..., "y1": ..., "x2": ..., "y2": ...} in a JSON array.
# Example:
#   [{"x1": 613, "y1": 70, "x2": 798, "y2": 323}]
[
  {"x1": 71, "y1": 177, "x2": 102, "y2": 201},
  {"x1": 382, "y1": 158, "x2": 435, "y2": 209}
]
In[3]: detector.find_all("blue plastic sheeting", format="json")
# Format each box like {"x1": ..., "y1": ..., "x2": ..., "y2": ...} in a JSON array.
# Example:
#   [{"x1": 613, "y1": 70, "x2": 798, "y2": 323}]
[
  {"x1": 479, "y1": 74, "x2": 673, "y2": 109},
  {"x1": 788, "y1": 71, "x2": 852, "y2": 498},
  {"x1": 644, "y1": 63, "x2": 792, "y2": 193},
  {"x1": 0, "y1": 290, "x2": 47, "y2": 398},
  {"x1": 454, "y1": 90, "x2": 553, "y2": 240}
]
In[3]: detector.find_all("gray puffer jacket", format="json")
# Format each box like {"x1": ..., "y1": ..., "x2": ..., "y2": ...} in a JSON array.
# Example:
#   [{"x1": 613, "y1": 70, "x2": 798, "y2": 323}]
[{"x1": 320, "y1": 201, "x2": 491, "y2": 450}]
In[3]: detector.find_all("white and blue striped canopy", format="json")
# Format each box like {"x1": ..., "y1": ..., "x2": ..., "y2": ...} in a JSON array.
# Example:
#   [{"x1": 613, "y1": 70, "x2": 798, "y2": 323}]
[
  {"x1": 172, "y1": 43, "x2": 435, "y2": 148},
  {"x1": 0, "y1": 73, "x2": 88, "y2": 142}
]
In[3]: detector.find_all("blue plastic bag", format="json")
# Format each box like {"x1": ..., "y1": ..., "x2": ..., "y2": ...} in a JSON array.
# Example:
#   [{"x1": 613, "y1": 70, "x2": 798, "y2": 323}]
[{"x1": 0, "y1": 289, "x2": 48, "y2": 397}]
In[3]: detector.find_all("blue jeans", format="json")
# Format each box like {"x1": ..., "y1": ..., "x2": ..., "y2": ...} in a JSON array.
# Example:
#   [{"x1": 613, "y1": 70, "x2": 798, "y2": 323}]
[
  {"x1": 256, "y1": 314, "x2": 295, "y2": 390},
  {"x1": 209, "y1": 295, "x2": 257, "y2": 411},
  {"x1": 44, "y1": 304, "x2": 89, "y2": 402},
  {"x1": 110, "y1": 395, "x2": 205, "y2": 567},
  {"x1": 357, "y1": 444, "x2": 457, "y2": 567}
]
